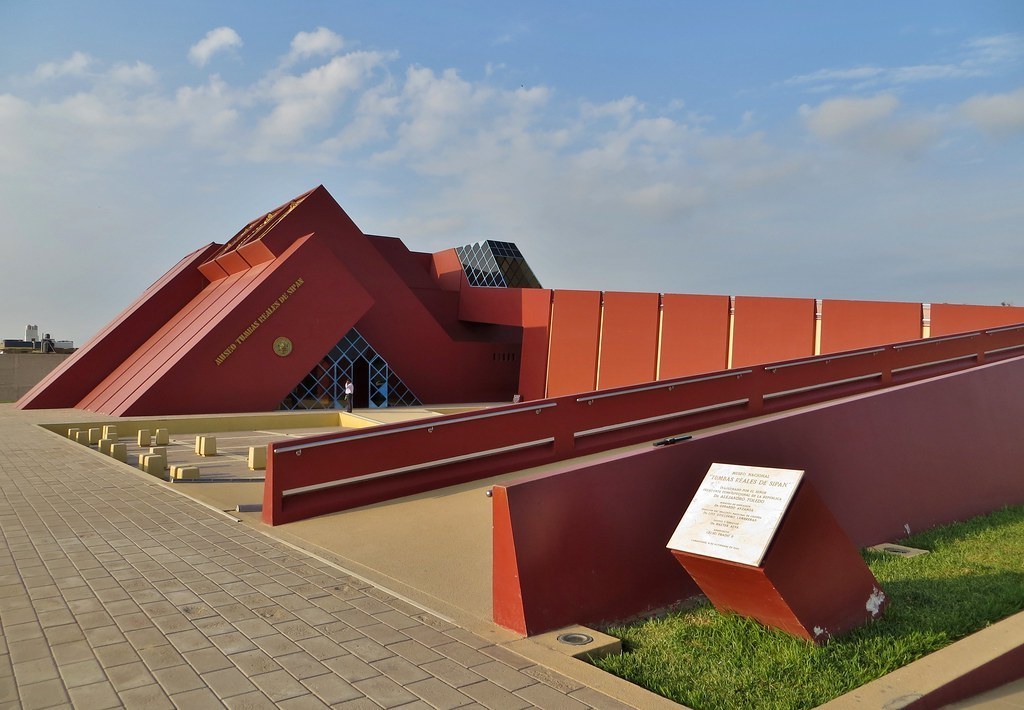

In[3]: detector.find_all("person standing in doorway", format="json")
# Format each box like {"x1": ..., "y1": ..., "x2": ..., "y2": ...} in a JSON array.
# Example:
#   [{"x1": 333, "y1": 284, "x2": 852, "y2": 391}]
[{"x1": 344, "y1": 378, "x2": 354, "y2": 412}]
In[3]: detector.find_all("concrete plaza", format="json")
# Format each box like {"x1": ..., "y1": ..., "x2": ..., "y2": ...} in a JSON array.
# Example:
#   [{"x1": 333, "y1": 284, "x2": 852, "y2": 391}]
[{"x1": 2, "y1": 402, "x2": 1022, "y2": 709}]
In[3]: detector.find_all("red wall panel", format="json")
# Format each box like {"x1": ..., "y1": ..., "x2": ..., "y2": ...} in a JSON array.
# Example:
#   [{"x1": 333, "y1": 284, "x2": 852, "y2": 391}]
[
  {"x1": 732, "y1": 297, "x2": 815, "y2": 367},
  {"x1": 659, "y1": 294, "x2": 730, "y2": 379},
  {"x1": 931, "y1": 303, "x2": 1024, "y2": 337},
  {"x1": 820, "y1": 299, "x2": 922, "y2": 353},
  {"x1": 546, "y1": 290, "x2": 601, "y2": 397},
  {"x1": 598, "y1": 292, "x2": 659, "y2": 389},
  {"x1": 493, "y1": 355, "x2": 1024, "y2": 634}
]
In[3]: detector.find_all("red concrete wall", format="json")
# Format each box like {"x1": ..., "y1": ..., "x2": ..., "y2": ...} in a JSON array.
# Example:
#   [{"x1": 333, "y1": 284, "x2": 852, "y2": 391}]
[
  {"x1": 597, "y1": 292, "x2": 659, "y2": 389},
  {"x1": 431, "y1": 248, "x2": 464, "y2": 292},
  {"x1": 820, "y1": 299, "x2": 922, "y2": 353},
  {"x1": 931, "y1": 303, "x2": 1024, "y2": 337},
  {"x1": 546, "y1": 291, "x2": 601, "y2": 397},
  {"x1": 493, "y1": 355, "x2": 1024, "y2": 635},
  {"x1": 658, "y1": 294, "x2": 730, "y2": 379},
  {"x1": 455, "y1": 284, "x2": 553, "y2": 400},
  {"x1": 732, "y1": 297, "x2": 815, "y2": 367}
]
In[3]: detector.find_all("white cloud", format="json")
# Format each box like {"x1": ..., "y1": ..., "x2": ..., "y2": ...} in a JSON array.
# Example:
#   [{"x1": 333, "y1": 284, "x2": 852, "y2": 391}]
[
  {"x1": 800, "y1": 94, "x2": 942, "y2": 159},
  {"x1": 250, "y1": 51, "x2": 394, "y2": 157},
  {"x1": 786, "y1": 66, "x2": 884, "y2": 86},
  {"x1": 285, "y1": 27, "x2": 344, "y2": 65},
  {"x1": 801, "y1": 94, "x2": 899, "y2": 141},
  {"x1": 963, "y1": 34, "x2": 1024, "y2": 68},
  {"x1": 961, "y1": 88, "x2": 1024, "y2": 136},
  {"x1": 188, "y1": 27, "x2": 242, "y2": 67},
  {"x1": 33, "y1": 51, "x2": 93, "y2": 81},
  {"x1": 785, "y1": 33, "x2": 1022, "y2": 93},
  {"x1": 109, "y1": 61, "x2": 158, "y2": 86},
  {"x1": 3, "y1": 29, "x2": 1023, "y2": 347}
]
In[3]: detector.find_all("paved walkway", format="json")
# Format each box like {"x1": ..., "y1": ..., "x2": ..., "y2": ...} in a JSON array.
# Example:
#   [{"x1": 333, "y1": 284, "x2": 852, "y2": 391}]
[{"x1": 0, "y1": 405, "x2": 637, "y2": 710}]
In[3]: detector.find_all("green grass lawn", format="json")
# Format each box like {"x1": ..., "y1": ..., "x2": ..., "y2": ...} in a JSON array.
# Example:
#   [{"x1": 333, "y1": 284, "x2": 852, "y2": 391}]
[{"x1": 593, "y1": 505, "x2": 1024, "y2": 709}]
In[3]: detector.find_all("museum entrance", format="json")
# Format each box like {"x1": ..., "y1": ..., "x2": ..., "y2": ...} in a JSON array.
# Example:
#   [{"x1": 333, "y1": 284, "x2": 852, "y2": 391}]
[{"x1": 279, "y1": 328, "x2": 420, "y2": 411}]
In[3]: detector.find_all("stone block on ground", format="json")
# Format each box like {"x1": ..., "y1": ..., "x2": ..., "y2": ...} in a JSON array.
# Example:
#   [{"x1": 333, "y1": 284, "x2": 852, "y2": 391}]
[
  {"x1": 198, "y1": 436, "x2": 217, "y2": 457},
  {"x1": 248, "y1": 445, "x2": 267, "y2": 470},
  {"x1": 110, "y1": 443, "x2": 127, "y2": 462},
  {"x1": 173, "y1": 466, "x2": 200, "y2": 481}
]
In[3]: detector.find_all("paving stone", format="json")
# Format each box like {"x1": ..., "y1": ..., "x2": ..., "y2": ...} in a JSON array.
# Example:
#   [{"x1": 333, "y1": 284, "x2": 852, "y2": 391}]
[
  {"x1": 169, "y1": 686, "x2": 224, "y2": 709},
  {"x1": 419, "y1": 658, "x2": 486, "y2": 688},
  {"x1": 276, "y1": 650, "x2": 331, "y2": 680},
  {"x1": 106, "y1": 660, "x2": 155, "y2": 691},
  {"x1": 8, "y1": 637, "x2": 52, "y2": 664},
  {"x1": 301, "y1": 672, "x2": 364, "y2": 705},
  {"x1": 13, "y1": 656, "x2": 60, "y2": 685},
  {"x1": 388, "y1": 638, "x2": 444, "y2": 666},
  {"x1": 0, "y1": 410, "x2": 613, "y2": 710},
  {"x1": 323, "y1": 653, "x2": 380, "y2": 683},
  {"x1": 277, "y1": 693, "x2": 332, "y2": 709},
  {"x1": 202, "y1": 666, "x2": 257, "y2": 699},
  {"x1": 342, "y1": 637, "x2": 393, "y2": 663},
  {"x1": 229, "y1": 649, "x2": 280, "y2": 677},
  {"x1": 361, "y1": 622, "x2": 409, "y2": 646},
  {"x1": 52, "y1": 644, "x2": 101, "y2": 674},
  {"x1": 210, "y1": 631, "x2": 257, "y2": 655},
  {"x1": 461, "y1": 680, "x2": 534, "y2": 710},
  {"x1": 294, "y1": 636, "x2": 348, "y2": 661},
  {"x1": 249, "y1": 668, "x2": 309, "y2": 702},
  {"x1": 352, "y1": 674, "x2": 419, "y2": 708},
  {"x1": 406, "y1": 677, "x2": 475, "y2": 709},
  {"x1": 18, "y1": 678, "x2": 69, "y2": 709},
  {"x1": 117, "y1": 682, "x2": 175, "y2": 709},
  {"x1": 183, "y1": 646, "x2": 234, "y2": 674},
  {"x1": 139, "y1": 644, "x2": 187, "y2": 671},
  {"x1": 154, "y1": 663, "x2": 205, "y2": 694},
  {"x1": 436, "y1": 640, "x2": 493, "y2": 669},
  {"x1": 222, "y1": 689, "x2": 279, "y2": 710},
  {"x1": 67, "y1": 680, "x2": 121, "y2": 709},
  {"x1": 516, "y1": 681, "x2": 591, "y2": 710},
  {"x1": 58, "y1": 658, "x2": 106, "y2": 687}
]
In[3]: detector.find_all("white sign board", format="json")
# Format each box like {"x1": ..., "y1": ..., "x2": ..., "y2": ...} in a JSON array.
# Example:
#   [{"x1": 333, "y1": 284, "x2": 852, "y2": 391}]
[{"x1": 667, "y1": 463, "x2": 804, "y2": 567}]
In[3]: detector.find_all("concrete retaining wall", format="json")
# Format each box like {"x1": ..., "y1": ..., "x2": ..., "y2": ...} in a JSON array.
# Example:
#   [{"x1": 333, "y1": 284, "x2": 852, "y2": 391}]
[{"x1": 0, "y1": 354, "x2": 72, "y2": 402}]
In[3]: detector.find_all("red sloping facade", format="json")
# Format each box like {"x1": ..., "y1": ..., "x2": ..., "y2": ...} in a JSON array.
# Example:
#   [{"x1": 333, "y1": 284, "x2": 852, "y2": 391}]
[{"x1": 19, "y1": 185, "x2": 1024, "y2": 416}]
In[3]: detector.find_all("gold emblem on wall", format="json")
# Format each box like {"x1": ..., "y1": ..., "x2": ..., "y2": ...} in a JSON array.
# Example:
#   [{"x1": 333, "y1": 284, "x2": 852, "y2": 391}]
[{"x1": 273, "y1": 337, "x2": 293, "y2": 357}]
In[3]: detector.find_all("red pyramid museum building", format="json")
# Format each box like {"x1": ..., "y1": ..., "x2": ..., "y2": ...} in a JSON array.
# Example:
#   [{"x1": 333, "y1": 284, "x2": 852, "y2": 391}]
[{"x1": 19, "y1": 184, "x2": 1024, "y2": 416}]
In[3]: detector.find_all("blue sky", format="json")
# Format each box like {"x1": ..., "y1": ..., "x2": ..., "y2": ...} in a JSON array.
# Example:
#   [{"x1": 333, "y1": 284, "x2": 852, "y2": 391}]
[{"x1": 2, "y1": 1, "x2": 1022, "y2": 344}]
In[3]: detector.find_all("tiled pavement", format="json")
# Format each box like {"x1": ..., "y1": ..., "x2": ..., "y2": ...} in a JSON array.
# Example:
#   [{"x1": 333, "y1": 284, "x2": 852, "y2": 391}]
[{"x1": 0, "y1": 406, "x2": 637, "y2": 710}]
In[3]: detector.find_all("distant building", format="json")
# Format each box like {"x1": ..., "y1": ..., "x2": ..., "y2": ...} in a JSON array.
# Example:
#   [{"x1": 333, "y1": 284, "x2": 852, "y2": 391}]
[{"x1": 0, "y1": 326, "x2": 74, "y2": 354}]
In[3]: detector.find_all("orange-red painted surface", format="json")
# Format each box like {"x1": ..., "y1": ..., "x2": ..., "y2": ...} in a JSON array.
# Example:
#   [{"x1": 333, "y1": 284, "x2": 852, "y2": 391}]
[
  {"x1": 263, "y1": 324, "x2": 1024, "y2": 528},
  {"x1": 492, "y1": 353, "x2": 1024, "y2": 634},
  {"x1": 732, "y1": 296, "x2": 815, "y2": 367},
  {"x1": 820, "y1": 299, "x2": 922, "y2": 353},
  {"x1": 658, "y1": 294, "x2": 730, "y2": 379},
  {"x1": 598, "y1": 292, "x2": 659, "y2": 389},
  {"x1": 545, "y1": 290, "x2": 601, "y2": 397},
  {"x1": 931, "y1": 303, "x2": 1024, "y2": 336}
]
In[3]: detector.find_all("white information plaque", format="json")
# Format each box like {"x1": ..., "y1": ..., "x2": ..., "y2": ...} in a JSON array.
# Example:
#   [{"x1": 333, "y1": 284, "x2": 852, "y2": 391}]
[{"x1": 667, "y1": 463, "x2": 804, "y2": 567}]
